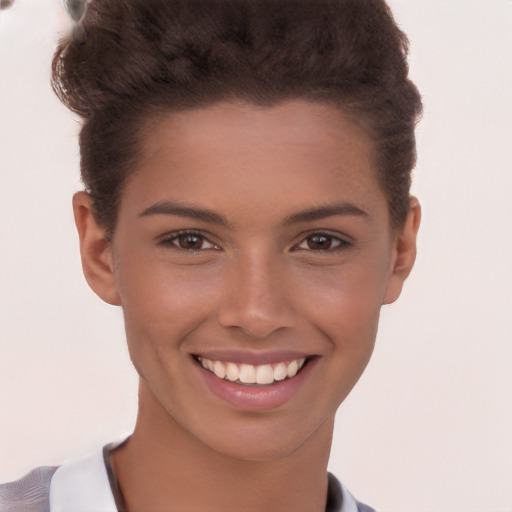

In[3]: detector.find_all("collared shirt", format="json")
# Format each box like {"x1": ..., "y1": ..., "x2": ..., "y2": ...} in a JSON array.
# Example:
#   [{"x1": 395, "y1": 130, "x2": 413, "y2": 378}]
[{"x1": 1, "y1": 443, "x2": 376, "y2": 512}]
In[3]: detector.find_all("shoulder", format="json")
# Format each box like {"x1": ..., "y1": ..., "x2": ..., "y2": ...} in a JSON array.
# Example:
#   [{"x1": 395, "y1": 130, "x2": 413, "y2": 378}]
[
  {"x1": 327, "y1": 472, "x2": 378, "y2": 512},
  {"x1": 356, "y1": 501, "x2": 378, "y2": 512},
  {"x1": 0, "y1": 439, "x2": 125, "y2": 512},
  {"x1": 0, "y1": 446, "x2": 117, "y2": 512},
  {"x1": 0, "y1": 466, "x2": 59, "y2": 512}
]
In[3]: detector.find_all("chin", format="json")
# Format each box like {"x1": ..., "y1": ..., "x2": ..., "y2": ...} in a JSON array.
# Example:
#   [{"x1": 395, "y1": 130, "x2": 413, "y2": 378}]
[
  {"x1": 210, "y1": 437, "x2": 303, "y2": 462},
  {"x1": 191, "y1": 413, "x2": 334, "y2": 463}
]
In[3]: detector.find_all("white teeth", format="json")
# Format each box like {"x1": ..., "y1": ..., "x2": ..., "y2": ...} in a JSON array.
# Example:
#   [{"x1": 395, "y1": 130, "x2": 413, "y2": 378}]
[
  {"x1": 287, "y1": 360, "x2": 299, "y2": 378},
  {"x1": 273, "y1": 363, "x2": 287, "y2": 381},
  {"x1": 226, "y1": 362, "x2": 239, "y2": 381},
  {"x1": 213, "y1": 361, "x2": 226, "y2": 379},
  {"x1": 198, "y1": 357, "x2": 308, "y2": 385},
  {"x1": 256, "y1": 364, "x2": 274, "y2": 385},
  {"x1": 239, "y1": 364, "x2": 257, "y2": 384}
]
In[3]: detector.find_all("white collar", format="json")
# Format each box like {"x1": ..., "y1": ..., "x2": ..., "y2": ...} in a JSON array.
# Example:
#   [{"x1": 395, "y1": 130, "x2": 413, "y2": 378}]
[
  {"x1": 49, "y1": 444, "x2": 359, "y2": 512},
  {"x1": 49, "y1": 447, "x2": 117, "y2": 512},
  {"x1": 338, "y1": 480, "x2": 360, "y2": 512}
]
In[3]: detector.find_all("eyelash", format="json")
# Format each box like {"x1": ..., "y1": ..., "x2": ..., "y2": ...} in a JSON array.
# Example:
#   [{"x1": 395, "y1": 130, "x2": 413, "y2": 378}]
[
  {"x1": 293, "y1": 232, "x2": 351, "y2": 252},
  {"x1": 158, "y1": 230, "x2": 351, "y2": 253},
  {"x1": 158, "y1": 231, "x2": 220, "y2": 252}
]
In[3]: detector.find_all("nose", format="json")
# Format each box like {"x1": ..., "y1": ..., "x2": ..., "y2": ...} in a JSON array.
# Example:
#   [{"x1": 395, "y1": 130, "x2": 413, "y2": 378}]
[{"x1": 216, "y1": 252, "x2": 296, "y2": 339}]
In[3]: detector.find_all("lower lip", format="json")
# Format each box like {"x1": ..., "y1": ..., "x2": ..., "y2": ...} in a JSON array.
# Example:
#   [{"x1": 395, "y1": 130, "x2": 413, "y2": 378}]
[{"x1": 194, "y1": 358, "x2": 318, "y2": 411}]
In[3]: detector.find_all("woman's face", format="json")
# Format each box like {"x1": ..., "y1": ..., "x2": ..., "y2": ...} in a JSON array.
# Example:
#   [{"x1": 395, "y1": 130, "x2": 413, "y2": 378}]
[{"x1": 84, "y1": 100, "x2": 415, "y2": 461}]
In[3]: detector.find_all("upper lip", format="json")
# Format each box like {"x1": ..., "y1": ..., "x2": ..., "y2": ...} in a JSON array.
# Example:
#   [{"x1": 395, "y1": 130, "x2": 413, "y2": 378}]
[{"x1": 191, "y1": 349, "x2": 316, "y2": 365}]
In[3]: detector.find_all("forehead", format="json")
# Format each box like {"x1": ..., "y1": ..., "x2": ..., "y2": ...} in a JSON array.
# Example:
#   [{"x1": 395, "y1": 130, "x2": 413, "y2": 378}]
[
  {"x1": 143, "y1": 99, "x2": 375, "y2": 169},
  {"x1": 123, "y1": 100, "x2": 386, "y2": 224}
]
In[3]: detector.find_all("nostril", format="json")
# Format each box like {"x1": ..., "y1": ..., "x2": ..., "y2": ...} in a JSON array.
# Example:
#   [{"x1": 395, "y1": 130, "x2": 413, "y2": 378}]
[{"x1": 217, "y1": 295, "x2": 296, "y2": 339}]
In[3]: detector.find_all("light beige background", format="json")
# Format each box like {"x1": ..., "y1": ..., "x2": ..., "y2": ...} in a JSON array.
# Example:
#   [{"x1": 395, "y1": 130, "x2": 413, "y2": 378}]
[{"x1": 1, "y1": 1, "x2": 511, "y2": 511}]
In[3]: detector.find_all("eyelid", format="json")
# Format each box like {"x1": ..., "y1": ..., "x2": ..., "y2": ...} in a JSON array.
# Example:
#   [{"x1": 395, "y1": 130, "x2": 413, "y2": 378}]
[
  {"x1": 292, "y1": 231, "x2": 352, "y2": 252},
  {"x1": 158, "y1": 229, "x2": 221, "y2": 251},
  {"x1": 157, "y1": 229, "x2": 351, "y2": 253}
]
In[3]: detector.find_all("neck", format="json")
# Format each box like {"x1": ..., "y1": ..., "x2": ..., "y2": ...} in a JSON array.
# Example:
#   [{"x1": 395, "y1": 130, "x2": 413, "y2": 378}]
[{"x1": 111, "y1": 379, "x2": 334, "y2": 512}]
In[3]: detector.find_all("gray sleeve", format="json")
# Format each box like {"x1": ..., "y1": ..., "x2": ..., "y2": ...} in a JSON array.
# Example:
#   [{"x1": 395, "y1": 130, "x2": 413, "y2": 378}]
[
  {"x1": 357, "y1": 501, "x2": 377, "y2": 512},
  {"x1": 326, "y1": 472, "x2": 378, "y2": 512},
  {"x1": 0, "y1": 466, "x2": 58, "y2": 512}
]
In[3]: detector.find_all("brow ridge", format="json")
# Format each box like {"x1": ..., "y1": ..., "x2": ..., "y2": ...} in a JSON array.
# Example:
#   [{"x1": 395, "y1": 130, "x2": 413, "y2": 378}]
[
  {"x1": 139, "y1": 201, "x2": 231, "y2": 227},
  {"x1": 139, "y1": 200, "x2": 368, "y2": 227},
  {"x1": 282, "y1": 203, "x2": 368, "y2": 225}
]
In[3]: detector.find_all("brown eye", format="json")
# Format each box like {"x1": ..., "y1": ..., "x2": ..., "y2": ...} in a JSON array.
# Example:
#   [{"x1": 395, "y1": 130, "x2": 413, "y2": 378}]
[
  {"x1": 295, "y1": 233, "x2": 349, "y2": 252},
  {"x1": 177, "y1": 233, "x2": 205, "y2": 250},
  {"x1": 306, "y1": 234, "x2": 333, "y2": 250},
  {"x1": 159, "y1": 231, "x2": 219, "y2": 251}
]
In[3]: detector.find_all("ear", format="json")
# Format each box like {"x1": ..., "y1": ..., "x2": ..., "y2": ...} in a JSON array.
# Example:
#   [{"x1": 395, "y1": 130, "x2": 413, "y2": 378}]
[
  {"x1": 383, "y1": 196, "x2": 421, "y2": 305},
  {"x1": 72, "y1": 191, "x2": 121, "y2": 306}
]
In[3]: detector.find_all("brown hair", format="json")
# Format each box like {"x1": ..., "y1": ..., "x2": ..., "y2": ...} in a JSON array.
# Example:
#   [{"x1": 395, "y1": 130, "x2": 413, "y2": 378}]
[{"x1": 52, "y1": 0, "x2": 422, "y2": 235}]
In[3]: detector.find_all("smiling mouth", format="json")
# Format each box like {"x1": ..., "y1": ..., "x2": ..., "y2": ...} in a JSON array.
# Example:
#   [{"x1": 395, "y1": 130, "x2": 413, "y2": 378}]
[{"x1": 194, "y1": 356, "x2": 310, "y2": 386}]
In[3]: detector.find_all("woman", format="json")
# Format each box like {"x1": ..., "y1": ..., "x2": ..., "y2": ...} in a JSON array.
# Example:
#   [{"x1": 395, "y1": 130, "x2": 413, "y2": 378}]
[{"x1": 0, "y1": 0, "x2": 422, "y2": 510}]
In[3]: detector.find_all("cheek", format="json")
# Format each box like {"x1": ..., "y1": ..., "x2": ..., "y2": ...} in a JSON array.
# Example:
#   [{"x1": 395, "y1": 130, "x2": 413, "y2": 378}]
[
  {"x1": 296, "y1": 259, "x2": 388, "y2": 360},
  {"x1": 115, "y1": 258, "x2": 224, "y2": 355},
  {"x1": 301, "y1": 269, "x2": 384, "y2": 412}
]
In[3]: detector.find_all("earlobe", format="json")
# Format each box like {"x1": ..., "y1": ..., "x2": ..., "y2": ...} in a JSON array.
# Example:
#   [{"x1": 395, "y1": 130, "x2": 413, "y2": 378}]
[
  {"x1": 383, "y1": 196, "x2": 421, "y2": 305},
  {"x1": 72, "y1": 191, "x2": 121, "y2": 306}
]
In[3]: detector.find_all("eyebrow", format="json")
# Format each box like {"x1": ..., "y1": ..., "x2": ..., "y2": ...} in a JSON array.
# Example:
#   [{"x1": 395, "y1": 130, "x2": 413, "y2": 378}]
[
  {"x1": 282, "y1": 203, "x2": 368, "y2": 225},
  {"x1": 139, "y1": 201, "x2": 232, "y2": 227},
  {"x1": 139, "y1": 200, "x2": 368, "y2": 227}
]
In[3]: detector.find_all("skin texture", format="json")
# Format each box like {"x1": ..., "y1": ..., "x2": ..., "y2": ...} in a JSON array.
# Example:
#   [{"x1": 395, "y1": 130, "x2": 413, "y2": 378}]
[{"x1": 73, "y1": 100, "x2": 420, "y2": 512}]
